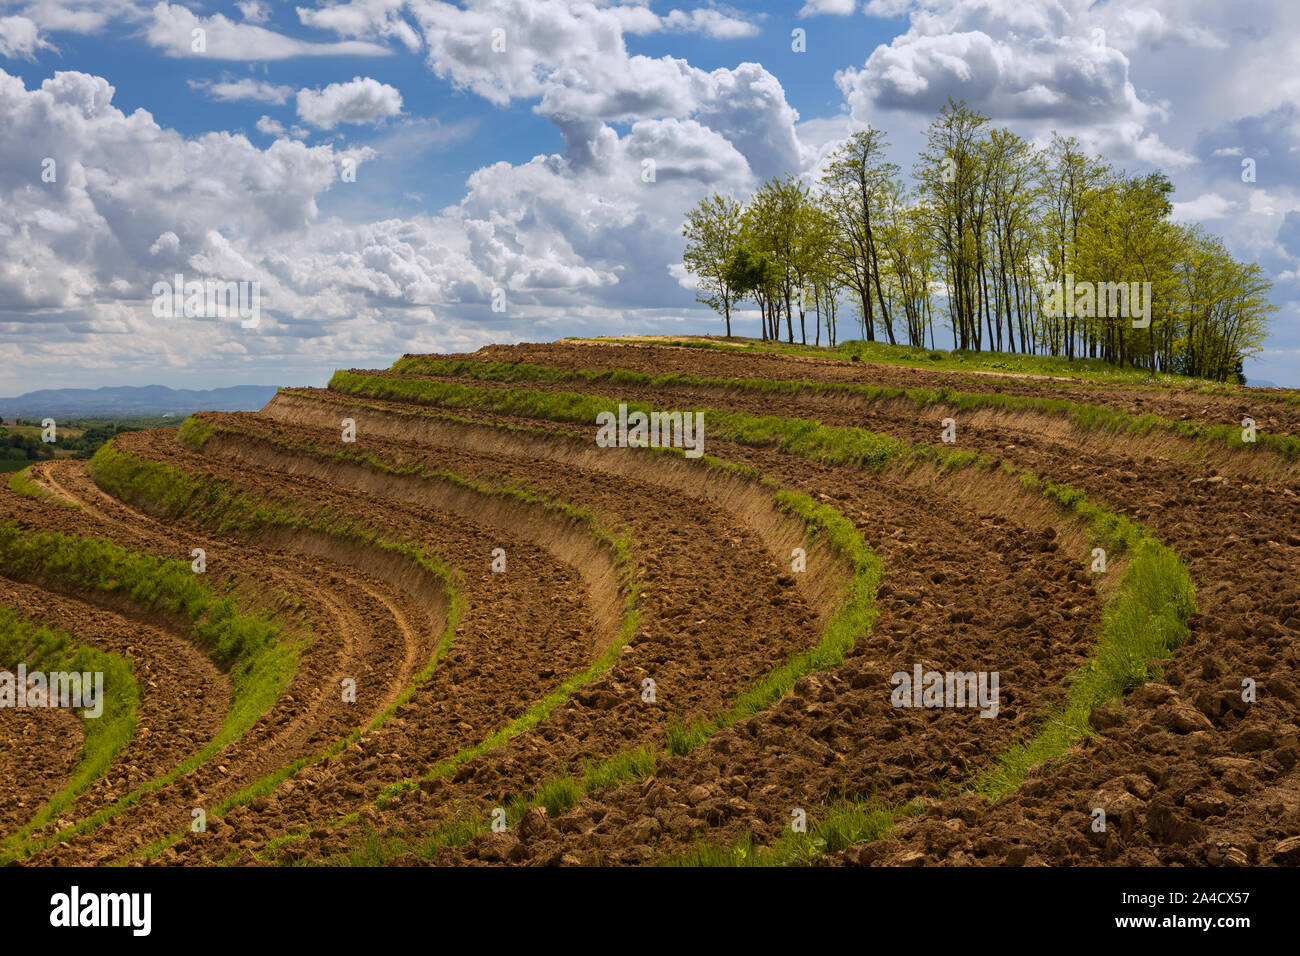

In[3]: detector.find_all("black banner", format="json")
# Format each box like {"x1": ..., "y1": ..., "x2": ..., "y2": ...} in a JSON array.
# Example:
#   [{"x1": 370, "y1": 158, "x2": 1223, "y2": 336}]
[{"x1": 0, "y1": 865, "x2": 1275, "y2": 943}]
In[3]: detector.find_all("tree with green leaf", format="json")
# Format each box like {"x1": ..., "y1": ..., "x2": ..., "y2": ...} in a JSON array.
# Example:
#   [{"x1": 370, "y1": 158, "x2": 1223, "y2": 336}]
[{"x1": 682, "y1": 193, "x2": 745, "y2": 337}]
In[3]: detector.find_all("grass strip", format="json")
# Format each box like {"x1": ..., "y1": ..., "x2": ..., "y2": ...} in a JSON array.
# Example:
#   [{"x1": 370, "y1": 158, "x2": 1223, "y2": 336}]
[{"x1": 665, "y1": 798, "x2": 917, "y2": 867}]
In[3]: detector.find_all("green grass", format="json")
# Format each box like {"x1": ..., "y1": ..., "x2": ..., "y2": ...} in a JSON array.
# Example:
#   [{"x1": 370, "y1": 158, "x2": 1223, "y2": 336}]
[
  {"x1": 315, "y1": 805, "x2": 483, "y2": 867},
  {"x1": 534, "y1": 775, "x2": 583, "y2": 817},
  {"x1": 839, "y1": 339, "x2": 1221, "y2": 386},
  {"x1": 578, "y1": 745, "x2": 658, "y2": 792},
  {"x1": 0, "y1": 607, "x2": 138, "y2": 848},
  {"x1": 176, "y1": 415, "x2": 217, "y2": 447},
  {"x1": 7, "y1": 467, "x2": 79, "y2": 508},
  {"x1": 7, "y1": 467, "x2": 41, "y2": 498},
  {"x1": 665, "y1": 714, "x2": 708, "y2": 757},
  {"x1": 666, "y1": 798, "x2": 913, "y2": 867}
]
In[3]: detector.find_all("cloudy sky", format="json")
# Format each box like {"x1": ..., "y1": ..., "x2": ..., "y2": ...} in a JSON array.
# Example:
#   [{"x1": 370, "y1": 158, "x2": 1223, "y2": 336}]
[{"x1": 1, "y1": 0, "x2": 1298, "y2": 392}]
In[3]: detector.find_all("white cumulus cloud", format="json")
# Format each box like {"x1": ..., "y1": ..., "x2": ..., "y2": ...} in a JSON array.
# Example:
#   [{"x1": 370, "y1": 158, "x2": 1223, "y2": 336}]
[
  {"x1": 146, "y1": 2, "x2": 394, "y2": 59},
  {"x1": 0, "y1": 14, "x2": 52, "y2": 58},
  {"x1": 189, "y1": 76, "x2": 295, "y2": 104},
  {"x1": 295, "y1": 75, "x2": 403, "y2": 128}
]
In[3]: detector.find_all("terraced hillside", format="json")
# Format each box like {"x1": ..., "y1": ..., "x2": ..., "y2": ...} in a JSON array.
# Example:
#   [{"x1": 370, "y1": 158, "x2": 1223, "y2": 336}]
[{"x1": 3, "y1": 337, "x2": 1298, "y2": 867}]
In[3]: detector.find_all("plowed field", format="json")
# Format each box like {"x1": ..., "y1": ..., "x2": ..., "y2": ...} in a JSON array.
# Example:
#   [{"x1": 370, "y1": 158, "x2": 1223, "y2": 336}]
[{"x1": 4, "y1": 337, "x2": 1297, "y2": 867}]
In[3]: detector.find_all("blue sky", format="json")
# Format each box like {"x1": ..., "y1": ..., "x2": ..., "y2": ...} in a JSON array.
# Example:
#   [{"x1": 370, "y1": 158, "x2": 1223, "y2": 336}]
[{"x1": 1, "y1": 1, "x2": 1297, "y2": 393}]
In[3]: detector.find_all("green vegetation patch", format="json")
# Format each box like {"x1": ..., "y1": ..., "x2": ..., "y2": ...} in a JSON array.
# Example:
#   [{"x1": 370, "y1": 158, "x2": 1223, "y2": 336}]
[
  {"x1": 7, "y1": 467, "x2": 79, "y2": 508},
  {"x1": 666, "y1": 798, "x2": 917, "y2": 867}
]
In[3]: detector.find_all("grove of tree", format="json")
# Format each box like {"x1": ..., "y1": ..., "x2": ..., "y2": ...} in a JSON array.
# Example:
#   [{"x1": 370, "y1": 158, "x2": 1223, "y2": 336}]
[{"x1": 681, "y1": 99, "x2": 1274, "y2": 382}]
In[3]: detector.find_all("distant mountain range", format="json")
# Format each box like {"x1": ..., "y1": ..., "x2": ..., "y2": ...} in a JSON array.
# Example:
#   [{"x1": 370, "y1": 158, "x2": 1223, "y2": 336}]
[{"x1": 0, "y1": 385, "x2": 279, "y2": 418}]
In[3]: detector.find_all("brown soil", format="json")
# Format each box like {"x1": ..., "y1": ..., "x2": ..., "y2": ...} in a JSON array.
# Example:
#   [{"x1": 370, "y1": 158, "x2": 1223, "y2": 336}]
[
  {"x1": 161, "y1": 409, "x2": 833, "y2": 864},
  {"x1": 0, "y1": 697, "x2": 84, "y2": 836}
]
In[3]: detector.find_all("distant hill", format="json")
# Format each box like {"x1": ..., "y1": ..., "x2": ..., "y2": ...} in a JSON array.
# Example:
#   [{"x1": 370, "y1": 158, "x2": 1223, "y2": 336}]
[{"x1": 0, "y1": 385, "x2": 278, "y2": 418}]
